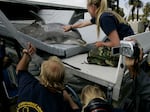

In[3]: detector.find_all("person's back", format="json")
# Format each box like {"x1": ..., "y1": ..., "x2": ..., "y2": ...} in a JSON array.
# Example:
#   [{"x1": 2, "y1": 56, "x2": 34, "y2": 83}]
[
  {"x1": 17, "y1": 70, "x2": 65, "y2": 112},
  {"x1": 99, "y1": 11, "x2": 134, "y2": 40},
  {"x1": 128, "y1": 69, "x2": 150, "y2": 112},
  {"x1": 123, "y1": 69, "x2": 150, "y2": 112}
]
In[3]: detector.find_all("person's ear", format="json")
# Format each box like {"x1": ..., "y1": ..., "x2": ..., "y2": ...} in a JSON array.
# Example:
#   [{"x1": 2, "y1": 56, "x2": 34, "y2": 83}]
[{"x1": 125, "y1": 57, "x2": 135, "y2": 66}]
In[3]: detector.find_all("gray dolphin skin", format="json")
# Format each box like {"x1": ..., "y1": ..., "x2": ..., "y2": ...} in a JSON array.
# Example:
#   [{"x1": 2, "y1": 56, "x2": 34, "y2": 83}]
[{"x1": 19, "y1": 22, "x2": 86, "y2": 46}]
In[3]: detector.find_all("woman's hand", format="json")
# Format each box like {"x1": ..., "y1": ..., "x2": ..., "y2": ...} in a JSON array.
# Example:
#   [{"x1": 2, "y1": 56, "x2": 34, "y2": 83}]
[
  {"x1": 63, "y1": 25, "x2": 72, "y2": 32},
  {"x1": 95, "y1": 41, "x2": 104, "y2": 47},
  {"x1": 23, "y1": 42, "x2": 36, "y2": 57},
  {"x1": 27, "y1": 42, "x2": 36, "y2": 56}
]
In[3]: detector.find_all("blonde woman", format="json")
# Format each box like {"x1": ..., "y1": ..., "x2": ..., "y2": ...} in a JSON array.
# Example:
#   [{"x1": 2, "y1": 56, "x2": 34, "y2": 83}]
[
  {"x1": 81, "y1": 85, "x2": 106, "y2": 107},
  {"x1": 64, "y1": 0, "x2": 134, "y2": 48},
  {"x1": 80, "y1": 85, "x2": 113, "y2": 112},
  {"x1": 16, "y1": 42, "x2": 79, "y2": 112},
  {"x1": 80, "y1": 85, "x2": 125, "y2": 112}
]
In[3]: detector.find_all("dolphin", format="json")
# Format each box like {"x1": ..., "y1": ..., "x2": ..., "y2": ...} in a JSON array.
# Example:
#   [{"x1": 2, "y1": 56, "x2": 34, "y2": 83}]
[
  {"x1": 19, "y1": 11, "x2": 86, "y2": 46},
  {"x1": 20, "y1": 22, "x2": 86, "y2": 46}
]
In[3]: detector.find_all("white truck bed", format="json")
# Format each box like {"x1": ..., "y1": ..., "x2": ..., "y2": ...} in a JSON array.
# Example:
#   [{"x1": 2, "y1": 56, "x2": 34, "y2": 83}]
[
  {"x1": 63, "y1": 31, "x2": 150, "y2": 101},
  {"x1": 63, "y1": 54, "x2": 117, "y2": 87}
]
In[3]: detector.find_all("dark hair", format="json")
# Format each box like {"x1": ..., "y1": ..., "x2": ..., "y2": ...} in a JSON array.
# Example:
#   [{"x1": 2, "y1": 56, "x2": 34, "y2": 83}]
[
  {"x1": 133, "y1": 43, "x2": 140, "y2": 60},
  {"x1": 133, "y1": 43, "x2": 141, "y2": 73},
  {"x1": 84, "y1": 98, "x2": 113, "y2": 112}
]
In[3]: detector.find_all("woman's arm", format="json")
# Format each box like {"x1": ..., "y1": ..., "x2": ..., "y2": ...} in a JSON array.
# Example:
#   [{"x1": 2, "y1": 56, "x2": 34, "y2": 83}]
[
  {"x1": 63, "y1": 90, "x2": 79, "y2": 110},
  {"x1": 63, "y1": 20, "x2": 92, "y2": 32},
  {"x1": 95, "y1": 30, "x2": 120, "y2": 47},
  {"x1": 96, "y1": 12, "x2": 121, "y2": 47},
  {"x1": 16, "y1": 42, "x2": 36, "y2": 73}
]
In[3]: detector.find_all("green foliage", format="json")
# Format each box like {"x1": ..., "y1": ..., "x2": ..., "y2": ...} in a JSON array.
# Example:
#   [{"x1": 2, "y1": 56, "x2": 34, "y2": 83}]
[
  {"x1": 128, "y1": 0, "x2": 143, "y2": 21},
  {"x1": 141, "y1": 2, "x2": 150, "y2": 23},
  {"x1": 113, "y1": 7, "x2": 125, "y2": 17},
  {"x1": 143, "y1": 2, "x2": 150, "y2": 17},
  {"x1": 128, "y1": 0, "x2": 143, "y2": 7}
]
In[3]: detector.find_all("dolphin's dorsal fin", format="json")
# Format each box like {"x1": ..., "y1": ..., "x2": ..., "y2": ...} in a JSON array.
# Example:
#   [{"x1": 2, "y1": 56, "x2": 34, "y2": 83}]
[{"x1": 29, "y1": 10, "x2": 46, "y2": 25}]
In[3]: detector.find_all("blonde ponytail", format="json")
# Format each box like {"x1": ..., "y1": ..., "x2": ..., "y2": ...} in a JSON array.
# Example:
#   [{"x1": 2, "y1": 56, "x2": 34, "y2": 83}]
[{"x1": 95, "y1": 0, "x2": 108, "y2": 37}]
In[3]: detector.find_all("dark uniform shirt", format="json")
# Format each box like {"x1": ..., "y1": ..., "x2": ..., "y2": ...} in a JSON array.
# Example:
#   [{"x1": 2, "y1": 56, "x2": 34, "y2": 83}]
[
  {"x1": 132, "y1": 70, "x2": 150, "y2": 112},
  {"x1": 90, "y1": 12, "x2": 134, "y2": 40},
  {"x1": 17, "y1": 71, "x2": 65, "y2": 112}
]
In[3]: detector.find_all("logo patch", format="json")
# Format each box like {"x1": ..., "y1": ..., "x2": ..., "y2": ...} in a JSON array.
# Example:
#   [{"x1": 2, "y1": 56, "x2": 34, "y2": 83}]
[{"x1": 17, "y1": 102, "x2": 43, "y2": 112}]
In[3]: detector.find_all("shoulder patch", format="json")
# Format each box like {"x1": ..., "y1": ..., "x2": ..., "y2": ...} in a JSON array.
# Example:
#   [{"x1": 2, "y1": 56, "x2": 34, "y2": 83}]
[{"x1": 17, "y1": 102, "x2": 43, "y2": 112}]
